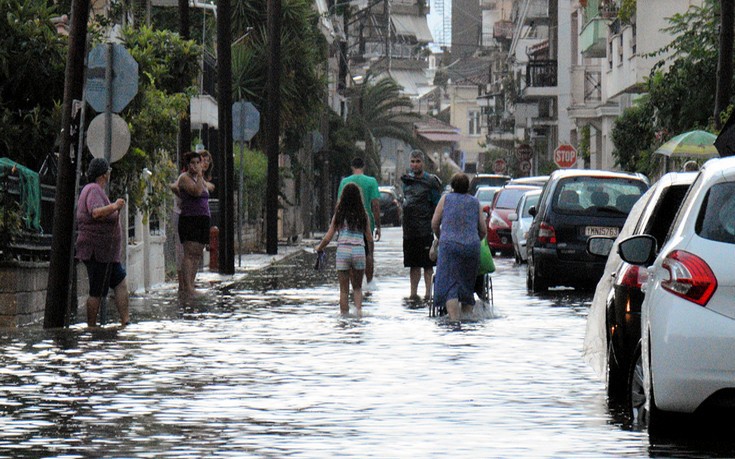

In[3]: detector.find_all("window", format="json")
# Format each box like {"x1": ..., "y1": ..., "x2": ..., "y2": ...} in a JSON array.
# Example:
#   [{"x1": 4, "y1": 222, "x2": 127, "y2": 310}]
[
  {"x1": 468, "y1": 110, "x2": 481, "y2": 135},
  {"x1": 697, "y1": 183, "x2": 735, "y2": 244}
]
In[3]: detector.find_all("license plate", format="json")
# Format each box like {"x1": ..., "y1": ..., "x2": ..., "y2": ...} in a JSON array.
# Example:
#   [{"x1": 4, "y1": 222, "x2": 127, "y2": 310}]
[{"x1": 585, "y1": 226, "x2": 619, "y2": 237}]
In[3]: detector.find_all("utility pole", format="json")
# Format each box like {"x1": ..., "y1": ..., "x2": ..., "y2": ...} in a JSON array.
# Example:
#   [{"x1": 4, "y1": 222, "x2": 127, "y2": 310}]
[
  {"x1": 715, "y1": 0, "x2": 734, "y2": 130},
  {"x1": 217, "y1": 0, "x2": 235, "y2": 273},
  {"x1": 385, "y1": 0, "x2": 391, "y2": 72},
  {"x1": 45, "y1": 0, "x2": 90, "y2": 328},
  {"x1": 266, "y1": 0, "x2": 282, "y2": 254},
  {"x1": 178, "y1": 0, "x2": 191, "y2": 155}
]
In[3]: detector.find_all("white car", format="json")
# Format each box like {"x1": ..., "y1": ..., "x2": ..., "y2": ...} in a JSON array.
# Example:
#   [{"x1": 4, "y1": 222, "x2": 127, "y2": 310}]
[
  {"x1": 617, "y1": 156, "x2": 735, "y2": 432},
  {"x1": 508, "y1": 189, "x2": 541, "y2": 263},
  {"x1": 474, "y1": 186, "x2": 501, "y2": 210}
]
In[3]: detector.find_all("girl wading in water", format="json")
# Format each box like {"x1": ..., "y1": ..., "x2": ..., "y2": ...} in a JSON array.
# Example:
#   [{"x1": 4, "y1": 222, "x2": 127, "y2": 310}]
[{"x1": 315, "y1": 182, "x2": 374, "y2": 315}]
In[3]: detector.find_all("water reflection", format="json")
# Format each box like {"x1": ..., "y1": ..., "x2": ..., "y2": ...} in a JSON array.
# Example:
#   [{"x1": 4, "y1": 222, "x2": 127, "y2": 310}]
[{"x1": 0, "y1": 230, "x2": 732, "y2": 457}]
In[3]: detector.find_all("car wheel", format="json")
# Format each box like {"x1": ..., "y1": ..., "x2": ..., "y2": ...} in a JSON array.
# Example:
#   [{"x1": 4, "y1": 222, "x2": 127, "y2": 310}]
[
  {"x1": 628, "y1": 342, "x2": 669, "y2": 432},
  {"x1": 628, "y1": 344, "x2": 647, "y2": 427},
  {"x1": 606, "y1": 310, "x2": 625, "y2": 400},
  {"x1": 529, "y1": 259, "x2": 548, "y2": 293}
]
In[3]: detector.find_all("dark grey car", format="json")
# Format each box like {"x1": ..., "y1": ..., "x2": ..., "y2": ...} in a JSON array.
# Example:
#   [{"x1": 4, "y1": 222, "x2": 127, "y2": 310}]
[{"x1": 526, "y1": 169, "x2": 648, "y2": 292}]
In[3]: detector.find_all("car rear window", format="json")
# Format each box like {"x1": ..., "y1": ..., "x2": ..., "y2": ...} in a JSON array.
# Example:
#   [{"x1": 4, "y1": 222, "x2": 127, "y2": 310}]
[
  {"x1": 380, "y1": 191, "x2": 394, "y2": 203},
  {"x1": 552, "y1": 177, "x2": 647, "y2": 216},
  {"x1": 696, "y1": 182, "x2": 735, "y2": 244},
  {"x1": 476, "y1": 189, "x2": 497, "y2": 202},
  {"x1": 495, "y1": 188, "x2": 531, "y2": 209}
]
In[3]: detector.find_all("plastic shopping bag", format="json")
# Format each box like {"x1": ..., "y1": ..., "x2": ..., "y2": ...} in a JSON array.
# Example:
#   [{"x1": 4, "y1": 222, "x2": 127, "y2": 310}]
[{"x1": 478, "y1": 238, "x2": 495, "y2": 275}]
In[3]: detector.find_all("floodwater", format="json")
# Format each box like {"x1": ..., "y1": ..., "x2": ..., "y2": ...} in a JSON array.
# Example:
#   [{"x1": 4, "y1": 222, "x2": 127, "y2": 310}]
[{"x1": 1, "y1": 227, "x2": 734, "y2": 457}]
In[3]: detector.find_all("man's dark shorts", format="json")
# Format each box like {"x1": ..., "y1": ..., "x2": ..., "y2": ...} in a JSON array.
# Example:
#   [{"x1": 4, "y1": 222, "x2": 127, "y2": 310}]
[
  {"x1": 179, "y1": 215, "x2": 210, "y2": 245},
  {"x1": 84, "y1": 260, "x2": 126, "y2": 297},
  {"x1": 403, "y1": 235, "x2": 436, "y2": 268}
]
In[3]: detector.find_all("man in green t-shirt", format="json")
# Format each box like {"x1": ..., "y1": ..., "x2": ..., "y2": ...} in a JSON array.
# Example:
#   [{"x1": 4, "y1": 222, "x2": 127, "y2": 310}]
[{"x1": 337, "y1": 157, "x2": 382, "y2": 289}]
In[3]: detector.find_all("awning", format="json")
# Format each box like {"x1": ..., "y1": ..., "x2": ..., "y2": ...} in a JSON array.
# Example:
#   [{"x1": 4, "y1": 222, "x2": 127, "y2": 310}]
[
  {"x1": 418, "y1": 132, "x2": 462, "y2": 142},
  {"x1": 384, "y1": 69, "x2": 430, "y2": 97},
  {"x1": 391, "y1": 14, "x2": 434, "y2": 43}
]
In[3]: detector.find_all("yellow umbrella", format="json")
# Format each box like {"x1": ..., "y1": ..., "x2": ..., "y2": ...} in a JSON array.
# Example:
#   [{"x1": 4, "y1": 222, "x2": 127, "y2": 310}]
[{"x1": 654, "y1": 130, "x2": 719, "y2": 158}]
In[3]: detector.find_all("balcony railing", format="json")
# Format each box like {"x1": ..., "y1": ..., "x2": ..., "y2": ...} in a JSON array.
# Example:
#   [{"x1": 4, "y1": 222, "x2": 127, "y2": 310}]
[{"x1": 526, "y1": 60, "x2": 557, "y2": 88}]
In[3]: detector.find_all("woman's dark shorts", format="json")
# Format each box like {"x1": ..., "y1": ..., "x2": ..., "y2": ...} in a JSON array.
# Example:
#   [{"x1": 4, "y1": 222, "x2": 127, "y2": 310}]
[
  {"x1": 179, "y1": 215, "x2": 210, "y2": 245},
  {"x1": 84, "y1": 261, "x2": 126, "y2": 297},
  {"x1": 403, "y1": 235, "x2": 436, "y2": 268}
]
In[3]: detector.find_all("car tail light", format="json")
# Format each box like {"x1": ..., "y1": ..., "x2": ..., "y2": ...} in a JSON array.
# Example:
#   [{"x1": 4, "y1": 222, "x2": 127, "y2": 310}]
[
  {"x1": 538, "y1": 222, "x2": 556, "y2": 244},
  {"x1": 661, "y1": 250, "x2": 717, "y2": 306},
  {"x1": 615, "y1": 263, "x2": 644, "y2": 289},
  {"x1": 490, "y1": 212, "x2": 509, "y2": 229}
]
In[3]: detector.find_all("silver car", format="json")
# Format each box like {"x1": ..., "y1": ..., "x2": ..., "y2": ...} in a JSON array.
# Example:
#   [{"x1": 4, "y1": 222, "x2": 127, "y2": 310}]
[
  {"x1": 508, "y1": 189, "x2": 541, "y2": 263},
  {"x1": 474, "y1": 186, "x2": 501, "y2": 210}
]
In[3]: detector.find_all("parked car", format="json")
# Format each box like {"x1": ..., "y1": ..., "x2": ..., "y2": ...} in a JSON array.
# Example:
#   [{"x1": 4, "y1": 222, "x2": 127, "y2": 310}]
[
  {"x1": 526, "y1": 169, "x2": 648, "y2": 292},
  {"x1": 616, "y1": 156, "x2": 735, "y2": 432},
  {"x1": 509, "y1": 189, "x2": 541, "y2": 264},
  {"x1": 378, "y1": 187, "x2": 402, "y2": 226},
  {"x1": 474, "y1": 186, "x2": 501, "y2": 209},
  {"x1": 486, "y1": 185, "x2": 541, "y2": 255},
  {"x1": 468, "y1": 173, "x2": 510, "y2": 196},
  {"x1": 585, "y1": 172, "x2": 697, "y2": 399}
]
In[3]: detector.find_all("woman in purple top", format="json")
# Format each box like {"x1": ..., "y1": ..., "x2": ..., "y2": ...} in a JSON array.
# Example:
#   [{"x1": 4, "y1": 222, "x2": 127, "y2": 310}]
[
  {"x1": 176, "y1": 151, "x2": 211, "y2": 297},
  {"x1": 75, "y1": 157, "x2": 129, "y2": 327},
  {"x1": 431, "y1": 173, "x2": 487, "y2": 321}
]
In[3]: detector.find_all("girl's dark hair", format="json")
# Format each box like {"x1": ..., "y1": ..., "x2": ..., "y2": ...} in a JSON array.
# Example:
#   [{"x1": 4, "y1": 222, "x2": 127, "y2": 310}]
[
  {"x1": 334, "y1": 183, "x2": 368, "y2": 232},
  {"x1": 450, "y1": 173, "x2": 470, "y2": 194},
  {"x1": 184, "y1": 151, "x2": 201, "y2": 165}
]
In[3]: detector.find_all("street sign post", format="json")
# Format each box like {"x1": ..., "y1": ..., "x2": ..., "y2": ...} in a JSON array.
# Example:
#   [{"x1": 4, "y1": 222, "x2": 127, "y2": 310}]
[
  {"x1": 554, "y1": 144, "x2": 578, "y2": 168},
  {"x1": 86, "y1": 113, "x2": 131, "y2": 163},
  {"x1": 86, "y1": 44, "x2": 139, "y2": 114},
  {"x1": 232, "y1": 101, "x2": 261, "y2": 265},
  {"x1": 493, "y1": 158, "x2": 507, "y2": 174},
  {"x1": 232, "y1": 101, "x2": 260, "y2": 142},
  {"x1": 517, "y1": 143, "x2": 533, "y2": 161}
]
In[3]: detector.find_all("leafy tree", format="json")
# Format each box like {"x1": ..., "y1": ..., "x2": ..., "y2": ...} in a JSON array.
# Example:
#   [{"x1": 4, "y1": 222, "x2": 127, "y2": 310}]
[
  {"x1": 345, "y1": 73, "x2": 417, "y2": 177},
  {"x1": 230, "y1": 0, "x2": 327, "y2": 142},
  {"x1": 610, "y1": 0, "x2": 721, "y2": 174},
  {"x1": 0, "y1": 0, "x2": 67, "y2": 170},
  {"x1": 106, "y1": 26, "x2": 200, "y2": 215}
]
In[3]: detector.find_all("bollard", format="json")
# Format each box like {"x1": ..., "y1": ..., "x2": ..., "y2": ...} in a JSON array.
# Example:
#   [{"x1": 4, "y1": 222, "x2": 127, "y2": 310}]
[{"x1": 209, "y1": 226, "x2": 219, "y2": 271}]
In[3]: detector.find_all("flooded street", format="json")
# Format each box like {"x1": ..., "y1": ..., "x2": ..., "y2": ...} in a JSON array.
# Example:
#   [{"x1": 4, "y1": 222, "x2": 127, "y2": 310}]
[{"x1": 1, "y1": 227, "x2": 734, "y2": 457}]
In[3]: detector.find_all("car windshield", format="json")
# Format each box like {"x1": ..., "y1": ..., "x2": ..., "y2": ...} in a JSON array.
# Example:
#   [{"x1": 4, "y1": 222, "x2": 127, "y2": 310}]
[
  {"x1": 379, "y1": 191, "x2": 394, "y2": 203},
  {"x1": 552, "y1": 177, "x2": 647, "y2": 215},
  {"x1": 697, "y1": 182, "x2": 735, "y2": 244},
  {"x1": 495, "y1": 188, "x2": 532, "y2": 209},
  {"x1": 522, "y1": 194, "x2": 540, "y2": 217}
]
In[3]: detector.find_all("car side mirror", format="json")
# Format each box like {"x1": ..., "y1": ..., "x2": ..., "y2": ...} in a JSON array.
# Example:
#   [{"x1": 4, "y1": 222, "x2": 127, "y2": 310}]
[
  {"x1": 528, "y1": 206, "x2": 537, "y2": 217},
  {"x1": 587, "y1": 236, "x2": 615, "y2": 258},
  {"x1": 483, "y1": 204, "x2": 491, "y2": 216},
  {"x1": 617, "y1": 234, "x2": 657, "y2": 265},
  {"x1": 508, "y1": 212, "x2": 518, "y2": 222}
]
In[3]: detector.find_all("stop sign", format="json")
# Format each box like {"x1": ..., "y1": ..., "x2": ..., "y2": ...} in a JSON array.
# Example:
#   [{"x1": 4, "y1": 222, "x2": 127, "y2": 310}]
[{"x1": 554, "y1": 144, "x2": 577, "y2": 168}]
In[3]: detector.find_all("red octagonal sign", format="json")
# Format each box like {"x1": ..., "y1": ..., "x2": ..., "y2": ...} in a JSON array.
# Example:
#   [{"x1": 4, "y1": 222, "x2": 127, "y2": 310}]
[{"x1": 554, "y1": 144, "x2": 577, "y2": 168}]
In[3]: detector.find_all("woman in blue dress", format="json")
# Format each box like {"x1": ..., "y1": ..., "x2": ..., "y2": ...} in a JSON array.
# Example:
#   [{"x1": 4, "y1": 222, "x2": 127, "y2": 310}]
[{"x1": 431, "y1": 173, "x2": 487, "y2": 321}]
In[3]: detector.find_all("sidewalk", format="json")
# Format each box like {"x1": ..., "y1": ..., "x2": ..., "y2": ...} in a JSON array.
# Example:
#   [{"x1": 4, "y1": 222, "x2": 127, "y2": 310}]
[{"x1": 194, "y1": 237, "x2": 321, "y2": 290}]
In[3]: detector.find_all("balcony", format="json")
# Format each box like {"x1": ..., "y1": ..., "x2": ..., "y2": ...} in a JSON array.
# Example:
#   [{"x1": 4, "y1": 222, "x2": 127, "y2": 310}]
[
  {"x1": 523, "y1": 60, "x2": 557, "y2": 99},
  {"x1": 580, "y1": 17, "x2": 607, "y2": 58}
]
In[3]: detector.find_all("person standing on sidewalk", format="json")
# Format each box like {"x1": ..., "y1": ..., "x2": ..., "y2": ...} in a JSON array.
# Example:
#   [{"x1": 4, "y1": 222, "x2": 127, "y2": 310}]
[
  {"x1": 176, "y1": 151, "x2": 211, "y2": 297},
  {"x1": 75, "y1": 157, "x2": 129, "y2": 327},
  {"x1": 401, "y1": 150, "x2": 442, "y2": 300},
  {"x1": 337, "y1": 157, "x2": 381, "y2": 291},
  {"x1": 315, "y1": 183, "x2": 374, "y2": 315}
]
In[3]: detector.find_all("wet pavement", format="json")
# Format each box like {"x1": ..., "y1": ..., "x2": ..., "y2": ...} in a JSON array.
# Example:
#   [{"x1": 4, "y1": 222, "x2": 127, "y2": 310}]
[{"x1": 1, "y1": 227, "x2": 734, "y2": 457}]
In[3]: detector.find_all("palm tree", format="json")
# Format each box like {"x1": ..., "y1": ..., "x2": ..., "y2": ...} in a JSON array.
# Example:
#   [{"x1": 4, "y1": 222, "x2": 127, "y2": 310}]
[{"x1": 346, "y1": 73, "x2": 417, "y2": 177}]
